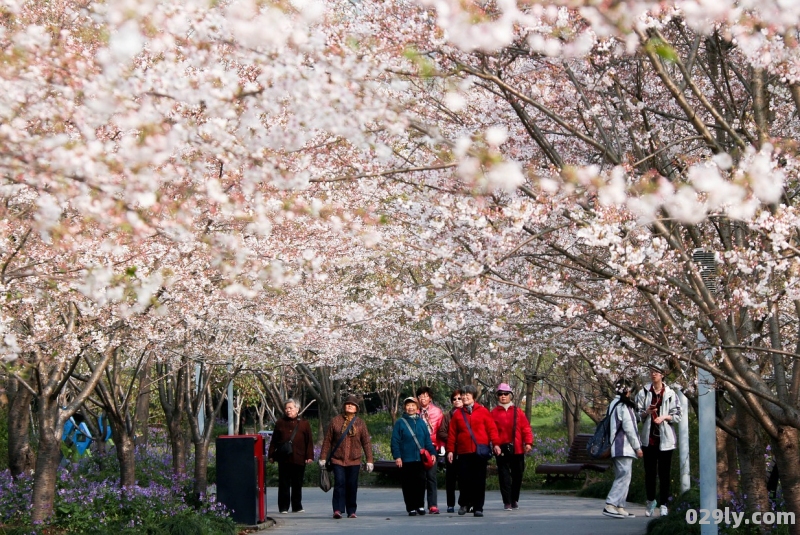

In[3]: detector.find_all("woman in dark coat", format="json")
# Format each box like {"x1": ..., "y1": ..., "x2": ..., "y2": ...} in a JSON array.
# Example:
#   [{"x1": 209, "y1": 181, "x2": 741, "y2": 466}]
[{"x1": 267, "y1": 398, "x2": 314, "y2": 513}]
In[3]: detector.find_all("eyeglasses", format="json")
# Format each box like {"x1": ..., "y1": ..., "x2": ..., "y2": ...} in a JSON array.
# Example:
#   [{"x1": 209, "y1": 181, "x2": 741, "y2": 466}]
[
  {"x1": 451, "y1": 397, "x2": 462, "y2": 402},
  {"x1": 497, "y1": 392, "x2": 512, "y2": 396}
]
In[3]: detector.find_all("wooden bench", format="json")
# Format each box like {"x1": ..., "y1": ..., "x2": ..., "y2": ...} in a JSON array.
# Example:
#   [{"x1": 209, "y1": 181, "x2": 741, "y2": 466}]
[
  {"x1": 372, "y1": 460, "x2": 401, "y2": 475},
  {"x1": 535, "y1": 434, "x2": 612, "y2": 488}
]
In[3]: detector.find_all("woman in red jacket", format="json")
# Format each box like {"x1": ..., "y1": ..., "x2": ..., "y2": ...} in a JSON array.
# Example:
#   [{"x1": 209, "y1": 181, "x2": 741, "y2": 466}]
[
  {"x1": 490, "y1": 383, "x2": 534, "y2": 511},
  {"x1": 446, "y1": 385, "x2": 501, "y2": 517}
]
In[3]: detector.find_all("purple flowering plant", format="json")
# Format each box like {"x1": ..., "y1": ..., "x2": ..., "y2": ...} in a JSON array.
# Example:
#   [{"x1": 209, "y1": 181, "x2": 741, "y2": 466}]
[{"x1": 0, "y1": 444, "x2": 235, "y2": 534}]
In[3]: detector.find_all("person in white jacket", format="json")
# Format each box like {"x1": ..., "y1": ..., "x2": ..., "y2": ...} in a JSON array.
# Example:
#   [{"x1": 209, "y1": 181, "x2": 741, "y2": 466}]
[
  {"x1": 635, "y1": 365, "x2": 682, "y2": 517},
  {"x1": 603, "y1": 378, "x2": 643, "y2": 519}
]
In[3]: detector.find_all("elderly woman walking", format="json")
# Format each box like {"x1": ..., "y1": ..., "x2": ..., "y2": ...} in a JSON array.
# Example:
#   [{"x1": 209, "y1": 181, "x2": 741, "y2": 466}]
[
  {"x1": 267, "y1": 398, "x2": 314, "y2": 514},
  {"x1": 490, "y1": 383, "x2": 534, "y2": 511},
  {"x1": 446, "y1": 385, "x2": 501, "y2": 517},
  {"x1": 392, "y1": 396, "x2": 437, "y2": 516},
  {"x1": 320, "y1": 395, "x2": 374, "y2": 519}
]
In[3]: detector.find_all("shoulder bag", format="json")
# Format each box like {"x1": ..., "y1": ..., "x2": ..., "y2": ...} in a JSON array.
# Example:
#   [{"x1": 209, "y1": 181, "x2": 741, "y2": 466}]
[
  {"x1": 499, "y1": 407, "x2": 517, "y2": 456},
  {"x1": 276, "y1": 422, "x2": 300, "y2": 460},
  {"x1": 400, "y1": 417, "x2": 436, "y2": 469},
  {"x1": 460, "y1": 409, "x2": 493, "y2": 460}
]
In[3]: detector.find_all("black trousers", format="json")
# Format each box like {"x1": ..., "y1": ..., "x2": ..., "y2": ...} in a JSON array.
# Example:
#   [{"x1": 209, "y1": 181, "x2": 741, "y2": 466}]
[
  {"x1": 445, "y1": 457, "x2": 459, "y2": 508},
  {"x1": 277, "y1": 461, "x2": 306, "y2": 512},
  {"x1": 401, "y1": 461, "x2": 426, "y2": 512},
  {"x1": 496, "y1": 453, "x2": 525, "y2": 505},
  {"x1": 457, "y1": 453, "x2": 488, "y2": 512},
  {"x1": 643, "y1": 446, "x2": 673, "y2": 504}
]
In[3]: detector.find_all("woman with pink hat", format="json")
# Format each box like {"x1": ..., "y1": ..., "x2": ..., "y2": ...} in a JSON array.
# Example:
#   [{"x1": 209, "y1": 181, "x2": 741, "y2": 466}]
[{"x1": 490, "y1": 383, "x2": 534, "y2": 511}]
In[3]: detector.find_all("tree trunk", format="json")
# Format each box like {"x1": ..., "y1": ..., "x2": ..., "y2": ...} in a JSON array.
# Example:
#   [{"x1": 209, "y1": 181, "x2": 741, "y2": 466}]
[
  {"x1": 717, "y1": 428, "x2": 739, "y2": 501},
  {"x1": 157, "y1": 360, "x2": 187, "y2": 475},
  {"x1": 771, "y1": 426, "x2": 800, "y2": 535},
  {"x1": 7, "y1": 376, "x2": 35, "y2": 477},
  {"x1": 524, "y1": 378, "x2": 534, "y2": 424},
  {"x1": 133, "y1": 358, "x2": 152, "y2": 447},
  {"x1": 193, "y1": 440, "x2": 210, "y2": 497},
  {"x1": 114, "y1": 430, "x2": 137, "y2": 488},
  {"x1": 30, "y1": 398, "x2": 61, "y2": 524},
  {"x1": 735, "y1": 408, "x2": 770, "y2": 521},
  {"x1": 562, "y1": 396, "x2": 580, "y2": 445}
]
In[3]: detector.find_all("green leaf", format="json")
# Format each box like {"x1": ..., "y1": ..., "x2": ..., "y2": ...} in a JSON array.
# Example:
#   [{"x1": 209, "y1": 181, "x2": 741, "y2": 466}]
[{"x1": 647, "y1": 38, "x2": 678, "y2": 63}]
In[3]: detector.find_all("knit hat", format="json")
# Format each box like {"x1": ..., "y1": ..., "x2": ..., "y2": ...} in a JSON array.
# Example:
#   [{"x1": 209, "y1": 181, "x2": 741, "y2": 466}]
[
  {"x1": 403, "y1": 396, "x2": 419, "y2": 408},
  {"x1": 496, "y1": 383, "x2": 513, "y2": 394},
  {"x1": 342, "y1": 395, "x2": 360, "y2": 411}
]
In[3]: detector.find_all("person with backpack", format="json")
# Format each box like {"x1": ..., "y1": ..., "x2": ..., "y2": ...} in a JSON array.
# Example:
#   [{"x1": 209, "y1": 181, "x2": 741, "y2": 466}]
[
  {"x1": 603, "y1": 378, "x2": 643, "y2": 519},
  {"x1": 267, "y1": 398, "x2": 314, "y2": 514},
  {"x1": 437, "y1": 389, "x2": 463, "y2": 513},
  {"x1": 391, "y1": 396, "x2": 437, "y2": 516},
  {"x1": 635, "y1": 364, "x2": 682, "y2": 517},
  {"x1": 490, "y1": 383, "x2": 534, "y2": 511},
  {"x1": 446, "y1": 384, "x2": 501, "y2": 517},
  {"x1": 319, "y1": 395, "x2": 374, "y2": 519}
]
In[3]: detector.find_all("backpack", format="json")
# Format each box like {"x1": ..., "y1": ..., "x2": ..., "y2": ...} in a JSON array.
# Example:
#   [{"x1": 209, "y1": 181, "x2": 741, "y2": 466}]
[{"x1": 586, "y1": 400, "x2": 621, "y2": 459}]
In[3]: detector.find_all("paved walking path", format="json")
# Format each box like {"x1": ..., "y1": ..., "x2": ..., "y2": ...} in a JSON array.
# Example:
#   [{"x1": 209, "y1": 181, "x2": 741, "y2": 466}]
[{"x1": 266, "y1": 487, "x2": 653, "y2": 534}]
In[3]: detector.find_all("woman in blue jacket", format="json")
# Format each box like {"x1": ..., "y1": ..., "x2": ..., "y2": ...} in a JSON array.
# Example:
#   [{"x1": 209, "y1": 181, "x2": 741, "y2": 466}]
[{"x1": 391, "y1": 396, "x2": 437, "y2": 516}]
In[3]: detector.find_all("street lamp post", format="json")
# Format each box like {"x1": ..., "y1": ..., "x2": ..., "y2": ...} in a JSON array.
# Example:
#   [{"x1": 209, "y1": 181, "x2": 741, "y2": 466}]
[{"x1": 693, "y1": 249, "x2": 718, "y2": 535}]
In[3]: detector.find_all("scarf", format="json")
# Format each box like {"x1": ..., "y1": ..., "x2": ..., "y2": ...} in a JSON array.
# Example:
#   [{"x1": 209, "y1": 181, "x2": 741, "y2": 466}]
[
  {"x1": 464, "y1": 403, "x2": 474, "y2": 414},
  {"x1": 342, "y1": 414, "x2": 356, "y2": 436},
  {"x1": 499, "y1": 402, "x2": 513, "y2": 410},
  {"x1": 421, "y1": 407, "x2": 433, "y2": 433}
]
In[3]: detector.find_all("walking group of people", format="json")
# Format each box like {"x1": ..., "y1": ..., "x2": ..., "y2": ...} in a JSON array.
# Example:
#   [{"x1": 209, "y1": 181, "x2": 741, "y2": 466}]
[
  {"x1": 266, "y1": 384, "x2": 534, "y2": 519},
  {"x1": 603, "y1": 365, "x2": 682, "y2": 519},
  {"x1": 265, "y1": 368, "x2": 677, "y2": 521},
  {"x1": 392, "y1": 383, "x2": 534, "y2": 517}
]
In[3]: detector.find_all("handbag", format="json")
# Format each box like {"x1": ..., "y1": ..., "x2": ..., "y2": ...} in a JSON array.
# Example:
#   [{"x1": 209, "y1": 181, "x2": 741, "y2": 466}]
[
  {"x1": 499, "y1": 407, "x2": 517, "y2": 456},
  {"x1": 276, "y1": 422, "x2": 300, "y2": 460},
  {"x1": 319, "y1": 466, "x2": 332, "y2": 492},
  {"x1": 401, "y1": 417, "x2": 436, "y2": 469},
  {"x1": 460, "y1": 410, "x2": 493, "y2": 460}
]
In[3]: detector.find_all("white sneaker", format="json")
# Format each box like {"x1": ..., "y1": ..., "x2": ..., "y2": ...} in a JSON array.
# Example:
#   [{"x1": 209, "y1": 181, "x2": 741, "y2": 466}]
[
  {"x1": 660, "y1": 505, "x2": 668, "y2": 516},
  {"x1": 617, "y1": 507, "x2": 636, "y2": 518},
  {"x1": 645, "y1": 500, "x2": 657, "y2": 517},
  {"x1": 602, "y1": 505, "x2": 624, "y2": 519}
]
